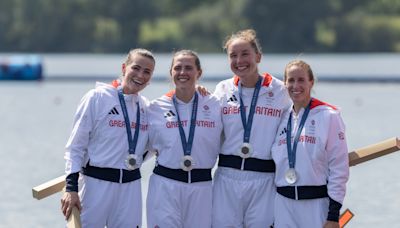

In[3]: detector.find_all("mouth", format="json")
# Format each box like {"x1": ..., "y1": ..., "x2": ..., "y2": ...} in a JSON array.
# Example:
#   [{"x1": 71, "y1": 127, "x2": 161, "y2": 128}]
[
  {"x1": 132, "y1": 79, "x2": 144, "y2": 86},
  {"x1": 177, "y1": 76, "x2": 190, "y2": 82},
  {"x1": 236, "y1": 65, "x2": 248, "y2": 71}
]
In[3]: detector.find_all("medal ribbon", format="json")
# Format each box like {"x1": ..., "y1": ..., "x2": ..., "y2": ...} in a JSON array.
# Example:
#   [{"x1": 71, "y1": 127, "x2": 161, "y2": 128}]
[
  {"x1": 286, "y1": 99, "x2": 312, "y2": 169},
  {"x1": 173, "y1": 92, "x2": 199, "y2": 156},
  {"x1": 117, "y1": 88, "x2": 140, "y2": 155},
  {"x1": 238, "y1": 77, "x2": 262, "y2": 143}
]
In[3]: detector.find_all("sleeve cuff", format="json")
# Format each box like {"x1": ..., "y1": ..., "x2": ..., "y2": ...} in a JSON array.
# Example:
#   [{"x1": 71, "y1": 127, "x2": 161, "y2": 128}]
[
  {"x1": 65, "y1": 172, "x2": 79, "y2": 192},
  {"x1": 327, "y1": 197, "x2": 342, "y2": 222}
]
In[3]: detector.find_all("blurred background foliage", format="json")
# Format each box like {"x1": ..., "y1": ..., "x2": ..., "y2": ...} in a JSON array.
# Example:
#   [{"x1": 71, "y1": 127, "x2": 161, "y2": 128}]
[{"x1": 1, "y1": 0, "x2": 399, "y2": 53}]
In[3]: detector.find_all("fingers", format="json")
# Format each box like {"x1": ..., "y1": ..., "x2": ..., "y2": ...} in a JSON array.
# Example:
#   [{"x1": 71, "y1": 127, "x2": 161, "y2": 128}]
[{"x1": 61, "y1": 198, "x2": 71, "y2": 220}]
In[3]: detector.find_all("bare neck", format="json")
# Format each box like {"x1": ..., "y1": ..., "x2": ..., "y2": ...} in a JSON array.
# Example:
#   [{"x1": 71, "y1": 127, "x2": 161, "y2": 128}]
[
  {"x1": 293, "y1": 98, "x2": 311, "y2": 114},
  {"x1": 240, "y1": 74, "x2": 260, "y2": 88},
  {"x1": 175, "y1": 87, "x2": 196, "y2": 103}
]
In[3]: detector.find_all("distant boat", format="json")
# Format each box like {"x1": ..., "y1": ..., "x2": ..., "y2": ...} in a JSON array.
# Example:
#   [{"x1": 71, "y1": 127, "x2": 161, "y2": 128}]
[{"x1": 0, "y1": 55, "x2": 43, "y2": 80}]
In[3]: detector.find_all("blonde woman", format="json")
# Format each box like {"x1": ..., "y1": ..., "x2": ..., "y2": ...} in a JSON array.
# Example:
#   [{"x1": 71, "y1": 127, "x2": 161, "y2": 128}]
[
  {"x1": 61, "y1": 49, "x2": 155, "y2": 227},
  {"x1": 213, "y1": 29, "x2": 291, "y2": 227}
]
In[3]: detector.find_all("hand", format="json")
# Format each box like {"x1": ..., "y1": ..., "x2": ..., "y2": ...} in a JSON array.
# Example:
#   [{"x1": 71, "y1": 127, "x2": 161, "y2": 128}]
[
  {"x1": 61, "y1": 191, "x2": 81, "y2": 220},
  {"x1": 196, "y1": 84, "x2": 210, "y2": 96},
  {"x1": 323, "y1": 221, "x2": 339, "y2": 228}
]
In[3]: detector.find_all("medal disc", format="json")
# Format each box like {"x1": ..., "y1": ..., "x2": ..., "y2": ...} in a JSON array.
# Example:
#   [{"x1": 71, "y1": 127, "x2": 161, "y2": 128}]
[
  {"x1": 181, "y1": 155, "x2": 194, "y2": 171},
  {"x1": 125, "y1": 154, "x2": 139, "y2": 170},
  {"x1": 285, "y1": 168, "x2": 297, "y2": 184},
  {"x1": 238, "y1": 143, "x2": 252, "y2": 158}
]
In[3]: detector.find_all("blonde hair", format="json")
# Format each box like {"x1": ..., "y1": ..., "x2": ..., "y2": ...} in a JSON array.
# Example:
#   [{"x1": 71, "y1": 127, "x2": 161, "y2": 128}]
[
  {"x1": 284, "y1": 60, "x2": 315, "y2": 83},
  {"x1": 223, "y1": 29, "x2": 262, "y2": 54},
  {"x1": 124, "y1": 48, "x2": 155, "y2": 65}
]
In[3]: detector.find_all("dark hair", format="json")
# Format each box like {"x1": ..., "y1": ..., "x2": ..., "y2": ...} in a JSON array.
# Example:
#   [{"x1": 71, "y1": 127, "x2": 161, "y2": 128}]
[
  {"x1": 223, "y1": 29, "x2": 262, "y2": 54},
  {"x1": 170, "y1": 49, "x2": 202, "y2": 71}
]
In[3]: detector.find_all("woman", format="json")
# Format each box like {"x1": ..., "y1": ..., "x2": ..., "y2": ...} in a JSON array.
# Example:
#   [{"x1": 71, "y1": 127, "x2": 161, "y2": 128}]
[
  {"x1": 212, "y1": 29, "x2": 291, "y2": 227},
  {"x1": 61, "y1": 48, "x2": 155, "y2": 227},
  {"x1": 146, "y1": 50, "x2": 223, "y2": 228},
  {"x1": 271, "y1": 60, "x2": 349, "y2": 228}
]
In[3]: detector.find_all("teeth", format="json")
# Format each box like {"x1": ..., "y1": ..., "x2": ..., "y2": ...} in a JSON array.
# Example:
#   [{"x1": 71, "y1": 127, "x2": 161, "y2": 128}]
[
  {"x1": 133, "y1": 79, "x2": 143, "y2": 85},
  {"x1": 177, "y1": 77, "x2": 189, "y2": 82},
  {"x1": 237, "y1": 66, "x2": 247, "y2": 70}
]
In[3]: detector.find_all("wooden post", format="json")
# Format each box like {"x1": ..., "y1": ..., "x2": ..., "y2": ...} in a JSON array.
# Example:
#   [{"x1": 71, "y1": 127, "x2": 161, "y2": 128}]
[
  {"x1": 348, "y1": 137, "x2": 400, "y2": 166},
  {"x1": 32, "y1": 175, "x2": 65, "y2": 200},
  {"x1": 67, "y1": 207, "x2": 81, "y2": 228},
  {"x1": 32, "y1": 175, "x2": 81, "y2": 228}
]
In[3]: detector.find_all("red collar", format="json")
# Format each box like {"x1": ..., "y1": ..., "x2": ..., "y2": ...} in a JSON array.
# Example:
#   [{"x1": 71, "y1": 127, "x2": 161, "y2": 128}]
[
  {"x1": 233, "y1": 73, "x2": 273, "y2": 87},
  {"x1": 310, "y1": 98, "x2": 337, "y2": 110}
]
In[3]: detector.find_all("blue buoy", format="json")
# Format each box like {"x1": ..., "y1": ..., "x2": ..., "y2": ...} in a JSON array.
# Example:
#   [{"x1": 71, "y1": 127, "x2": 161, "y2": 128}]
[{"x1": 0, "y1": 55, "x2": 43, "y2": 80}]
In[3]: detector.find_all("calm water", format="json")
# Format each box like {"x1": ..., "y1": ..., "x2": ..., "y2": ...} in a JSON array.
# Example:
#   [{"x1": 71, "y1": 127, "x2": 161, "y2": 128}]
[{"x1": 1, "y1": 54, "x2": 400, "y2": 227}]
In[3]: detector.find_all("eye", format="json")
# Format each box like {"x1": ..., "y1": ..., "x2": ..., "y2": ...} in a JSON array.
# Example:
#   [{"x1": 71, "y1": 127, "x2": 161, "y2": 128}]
[{"x1": 185, "y1": 66, "x2": 193, "y2": 71}]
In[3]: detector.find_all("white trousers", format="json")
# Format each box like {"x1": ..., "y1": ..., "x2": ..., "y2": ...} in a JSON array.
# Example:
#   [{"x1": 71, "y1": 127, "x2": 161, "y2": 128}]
[
  {"x1": 146, "y1": 173, "x2": 213, "y2": 228},
  {"x1": 212, "y1": 167, "x2": 275, "y2": 228},
  {"x1": 79, "y1": 175, "x2": 142, "y2": 228},
  {"x1": 274, "y1": 193, "x2": 329, "y2": 228}
]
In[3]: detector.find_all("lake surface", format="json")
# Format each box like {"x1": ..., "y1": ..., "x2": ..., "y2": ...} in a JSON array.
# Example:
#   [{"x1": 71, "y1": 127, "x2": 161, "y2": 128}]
[{"x1": 1, "y1": 53, "x2": 400, "y2": 227}]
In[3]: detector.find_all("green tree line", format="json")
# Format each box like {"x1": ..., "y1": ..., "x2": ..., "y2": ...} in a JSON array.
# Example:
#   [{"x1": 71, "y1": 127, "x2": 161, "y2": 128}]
[{"x1": 1, "y1": 0, "x2": 399, "y2": 53}]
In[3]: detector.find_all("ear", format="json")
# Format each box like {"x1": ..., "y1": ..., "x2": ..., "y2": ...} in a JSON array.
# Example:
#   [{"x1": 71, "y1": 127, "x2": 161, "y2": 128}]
[
  {"x1": 255, "y1": 53, "x2": 262, "y2": 63},
  {"x1": 122, "y1": 63, "x2": 126, "y2": 75},
  {"x1": 197, "y1": 69, "x2": 203, "y2": 80}
]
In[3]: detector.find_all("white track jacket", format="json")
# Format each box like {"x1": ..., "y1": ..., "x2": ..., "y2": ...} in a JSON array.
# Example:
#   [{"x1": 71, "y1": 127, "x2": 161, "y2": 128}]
[
  {"x1": 272, "y1": 98, "x2": 349, "y2": 204},
  {"x1": 65, "y1": 81, "x2": 149, "y2": 175},
  {"x1": 214, "y1": 73, "x2": 291, "y2": 160},
  {"x1": 147, "y1": 91, "x2": 223, "y2": 169}
]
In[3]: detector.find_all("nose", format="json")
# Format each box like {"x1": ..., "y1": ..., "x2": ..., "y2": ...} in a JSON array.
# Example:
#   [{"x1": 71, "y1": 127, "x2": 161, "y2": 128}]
[
  {"x1": 235, "y1": 56, "x2": 244, "y2": 64},
  {"x1": 178, "y1": 68, "x2": 187, "y2": 75},
  {"x1": 292, "y1": 80, "x2": 300, "y2": 88},
  {"x1": 137, "y1": 70, "x2": 145, "y2": 79}
]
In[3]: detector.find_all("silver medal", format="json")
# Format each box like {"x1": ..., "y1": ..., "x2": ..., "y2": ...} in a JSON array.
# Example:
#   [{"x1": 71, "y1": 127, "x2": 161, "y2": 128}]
[
  {"x1": 285, "y1": 168, "x2": 297, "y2": 184},
  {"x1": 181, "y1": 155, "x2": 194, "y2": 171},
  {"x1": 238, "y1": 142, "x2": 252, "y2": 158},
  {"x1": 125, "y1": 154, "x2": 139, "y2": 170}
]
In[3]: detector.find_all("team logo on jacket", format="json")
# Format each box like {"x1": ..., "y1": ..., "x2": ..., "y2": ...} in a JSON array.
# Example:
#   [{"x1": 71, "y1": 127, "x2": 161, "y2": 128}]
[
  {"x1": 164, "y1": 110, "x2": 176, "y2": 118},
  {"x1": 338, "y1": 131, "x2": 345, "y2": 140},
  {"x1": 227, "y1": 94, "x2": 238, "y2": 103},
  {"x1": 108, "y1": 107, "x2": 119, "y2": 115},
  {"x1": 202, "y1": 104, "x2": 212, "y2": 119},
  {"x1": 265, "y1": 91, "x2": 275, "y2": 104},
  {"x1": 307, "y1": 119, "x2": 316, "y2": 134},
  {"x1": 279, "y1": 127, "x2": 287, "y2": 136}
]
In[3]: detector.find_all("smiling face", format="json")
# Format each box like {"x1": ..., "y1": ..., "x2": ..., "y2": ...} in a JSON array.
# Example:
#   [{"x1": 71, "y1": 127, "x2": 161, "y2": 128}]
[
  {"x1": 121, "y1": 54, "x2": 155, "y2": 94},
  {"x1": 285, "y1": 65, "x2": 314, "y2": 109},
  {"x1": 170, "y1": 54, "x2": 202, "y2": 91},
  {"x1": 227, "y1": 38, "x2": 261, "y2": 83}
]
